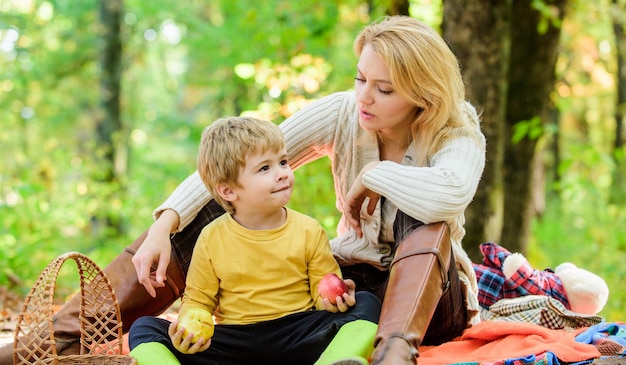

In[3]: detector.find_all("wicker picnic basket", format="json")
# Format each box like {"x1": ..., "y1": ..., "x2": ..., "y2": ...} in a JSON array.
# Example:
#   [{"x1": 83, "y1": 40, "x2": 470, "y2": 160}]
[{"x1": 12, "y1": 251, "x2": 137, "y2": 365}]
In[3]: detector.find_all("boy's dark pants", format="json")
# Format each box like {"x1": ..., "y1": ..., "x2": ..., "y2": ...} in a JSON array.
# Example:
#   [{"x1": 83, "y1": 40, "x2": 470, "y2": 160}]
[{"x1": 129, "y1": 291, "x2": 381, "y2": 365}]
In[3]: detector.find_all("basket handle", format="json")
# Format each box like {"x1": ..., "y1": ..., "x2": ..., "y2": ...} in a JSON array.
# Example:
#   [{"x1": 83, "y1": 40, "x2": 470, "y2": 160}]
[{"x1": 13, "y1": 252, "x2": 125, "y2": 363}]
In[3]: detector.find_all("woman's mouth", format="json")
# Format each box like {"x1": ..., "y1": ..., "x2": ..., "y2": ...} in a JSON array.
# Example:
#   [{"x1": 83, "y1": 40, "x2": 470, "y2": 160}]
[{"x1": 359, "y1": 108, "x2": 374, "y2": 120}]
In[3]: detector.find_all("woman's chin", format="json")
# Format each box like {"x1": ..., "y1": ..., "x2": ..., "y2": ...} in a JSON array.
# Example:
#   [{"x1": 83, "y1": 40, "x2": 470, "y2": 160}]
[{"x1": 358, "y1": 118, "x2": 378, "y2": 132}]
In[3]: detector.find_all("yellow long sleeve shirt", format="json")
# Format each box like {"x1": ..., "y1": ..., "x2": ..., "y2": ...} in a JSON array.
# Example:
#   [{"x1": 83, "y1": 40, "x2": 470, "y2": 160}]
[{"x1": 178, "y1": 208, "x2": 341, "y2": 326}]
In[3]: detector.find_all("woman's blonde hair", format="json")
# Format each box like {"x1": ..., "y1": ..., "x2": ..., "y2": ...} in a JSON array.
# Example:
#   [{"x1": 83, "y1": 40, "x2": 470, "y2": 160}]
[
  {"x1": 354, "y1": 15, "x2": 477, "y2": 166},
  {"x1": 197, "y1": 116, "x2": 285, "y2": 214}
]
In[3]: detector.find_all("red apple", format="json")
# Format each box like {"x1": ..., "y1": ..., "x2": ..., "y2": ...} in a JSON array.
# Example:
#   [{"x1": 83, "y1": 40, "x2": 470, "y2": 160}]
[{"x1": 318, "y1": 273, "x2": 348, "y2": 304}]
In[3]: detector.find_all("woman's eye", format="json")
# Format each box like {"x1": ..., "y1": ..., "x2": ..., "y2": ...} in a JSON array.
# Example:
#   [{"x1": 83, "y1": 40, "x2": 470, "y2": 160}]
[{"x1": 355, "y1": 76, "x2": 393, "y2": 95}]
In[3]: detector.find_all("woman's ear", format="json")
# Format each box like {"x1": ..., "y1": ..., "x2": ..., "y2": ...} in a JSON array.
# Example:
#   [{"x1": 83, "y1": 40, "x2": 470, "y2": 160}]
[{"x1": 217, "y1": 184, "x2": 237, "y2": 202}]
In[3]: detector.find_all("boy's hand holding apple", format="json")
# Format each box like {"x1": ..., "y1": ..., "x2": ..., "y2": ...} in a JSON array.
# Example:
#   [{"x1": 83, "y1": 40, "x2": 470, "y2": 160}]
[
  {"x1": 318, "y1": 273, "x2": 356, "y2": 312},
  {"x1": 168, "y1": 308, "x2": 214, "y2": 354}
]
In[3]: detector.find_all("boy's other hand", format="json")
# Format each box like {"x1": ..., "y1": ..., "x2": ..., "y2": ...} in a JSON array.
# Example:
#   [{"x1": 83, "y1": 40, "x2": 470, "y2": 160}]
[{"x1": 322, "y1": 279, "x2": 356, "y2": 313}]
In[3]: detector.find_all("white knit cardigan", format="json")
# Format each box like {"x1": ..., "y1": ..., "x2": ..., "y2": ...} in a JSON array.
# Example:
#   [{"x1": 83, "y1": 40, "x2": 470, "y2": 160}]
[{"x1": 155, "y1": 91, "x2": 486, "y2": 324}]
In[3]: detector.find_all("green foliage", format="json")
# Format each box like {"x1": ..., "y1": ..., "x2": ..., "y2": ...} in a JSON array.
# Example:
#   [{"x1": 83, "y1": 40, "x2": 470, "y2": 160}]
[
  {"x1": 530, "y1": 200, "x2": 626, "y2": 322},
  {"x1": 512, "y1": 116, "x2": 544, "y2": 144},
  {"x1": 289, "y1": 157, "x2": 340, "y2": 237},
  {"x1": 532, "y1": 0, "x2": 563, "y2": 34}
]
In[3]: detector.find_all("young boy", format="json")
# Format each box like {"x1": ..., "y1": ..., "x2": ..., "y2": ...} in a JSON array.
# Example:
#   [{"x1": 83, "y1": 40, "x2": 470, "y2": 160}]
[{"x1": 128, "y1": 117, "x2": 381, "y2": 365}]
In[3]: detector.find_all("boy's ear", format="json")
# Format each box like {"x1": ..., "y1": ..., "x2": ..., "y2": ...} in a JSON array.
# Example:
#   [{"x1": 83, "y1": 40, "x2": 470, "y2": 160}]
[{"x1": 217, "y1": 184, "x2": 237, "y2": 202}]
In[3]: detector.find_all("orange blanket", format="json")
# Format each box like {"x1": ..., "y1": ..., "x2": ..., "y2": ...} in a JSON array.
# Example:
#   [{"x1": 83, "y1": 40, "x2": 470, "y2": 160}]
[{"x1": 418, "y1": 321, "x2": 601, "y2": 365}]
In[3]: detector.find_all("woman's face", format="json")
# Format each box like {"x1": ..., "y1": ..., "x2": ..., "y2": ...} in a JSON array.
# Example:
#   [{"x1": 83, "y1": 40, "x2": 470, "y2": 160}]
[{"x1": 354, "y1": 44, "x2": 417, "y2": 137}]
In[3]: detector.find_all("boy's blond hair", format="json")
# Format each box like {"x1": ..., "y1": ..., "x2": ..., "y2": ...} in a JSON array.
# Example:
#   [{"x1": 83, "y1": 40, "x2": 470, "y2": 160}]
[{"x1": 197, "y1": 116, "x2": 285, "y2": 214}]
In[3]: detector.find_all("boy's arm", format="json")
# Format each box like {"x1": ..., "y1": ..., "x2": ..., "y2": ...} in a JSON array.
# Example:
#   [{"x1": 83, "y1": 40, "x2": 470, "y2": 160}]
[
  {"x1": 173, "y1": 230, "x2": 219, "y2": 350},
  {"x1": 306, "y1": 224, "x2": 355, "y2": 311}
]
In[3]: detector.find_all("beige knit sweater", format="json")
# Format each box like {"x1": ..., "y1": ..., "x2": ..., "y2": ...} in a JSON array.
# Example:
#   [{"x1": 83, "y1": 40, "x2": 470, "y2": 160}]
[{"x1": 155, "y1": 91, "x2": 486, "y2": 324}]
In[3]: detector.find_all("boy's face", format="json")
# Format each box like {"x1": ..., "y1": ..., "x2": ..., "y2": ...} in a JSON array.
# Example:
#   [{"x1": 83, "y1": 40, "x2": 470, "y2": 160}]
[{"x1": 230, "y1": 147, "x2": 294, "y2": 212}]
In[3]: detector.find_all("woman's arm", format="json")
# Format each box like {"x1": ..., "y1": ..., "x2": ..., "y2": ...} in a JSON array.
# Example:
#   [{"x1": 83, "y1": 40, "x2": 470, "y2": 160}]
[
  {"x1": 364, "y1": 132, "x2": 485, "y2": 223},
  {"x1": 345, "y1": 105, "x2": 486, "y2": 229},
  {"x1": 153, "y1": 171, "x2": 212, "y2": 231},
  {"x1": 281, "y1": 91, "x2": 354, "y2": 170},
  {"x1": 132, "y1": 171, "x2": 210, "y2": 296}
]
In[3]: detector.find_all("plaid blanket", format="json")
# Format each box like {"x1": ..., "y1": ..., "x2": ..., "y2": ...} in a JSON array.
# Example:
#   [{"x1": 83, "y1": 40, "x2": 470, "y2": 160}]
[{"x1": 480, "y1": 295, "x2": 603, "y2": 330}]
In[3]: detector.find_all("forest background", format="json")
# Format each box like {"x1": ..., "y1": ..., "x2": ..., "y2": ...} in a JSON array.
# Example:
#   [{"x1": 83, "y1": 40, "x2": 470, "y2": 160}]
[{"x1": 1, "y1": 0, "x2": 625, "y2": 322}]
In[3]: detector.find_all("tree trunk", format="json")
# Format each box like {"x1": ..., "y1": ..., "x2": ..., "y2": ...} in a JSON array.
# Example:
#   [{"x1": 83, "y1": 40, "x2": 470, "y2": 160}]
[
  {"x1": 611, "y1": 0, "x2": 626, "y2": 205},
  {"x1": 95, "y1": 0, "x2": 124, "y2": 234},
  {"x1": 97, "y1": 0, "x2": 123, "y2": 181},
  {"x1": 443, "y1": 0, "x2": 510, "y2": 262},
  {"x1": 502, "y1": 0, "x2": 567, "y2": 254},
  {"x1": 386, "y1": 0, "x2": 409, "y2": 15}
]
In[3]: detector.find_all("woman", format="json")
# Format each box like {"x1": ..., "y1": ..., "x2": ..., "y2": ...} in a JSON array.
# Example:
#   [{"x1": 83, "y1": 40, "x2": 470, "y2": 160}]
[{"x1": 2, "y1": 15, "x2": 485, "y2": 365}]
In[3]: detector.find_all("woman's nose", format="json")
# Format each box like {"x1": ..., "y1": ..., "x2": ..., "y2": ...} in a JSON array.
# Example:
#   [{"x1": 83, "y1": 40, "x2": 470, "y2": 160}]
[{"x1": 356, "y1": 85, "x2": 373, "y2": 105}]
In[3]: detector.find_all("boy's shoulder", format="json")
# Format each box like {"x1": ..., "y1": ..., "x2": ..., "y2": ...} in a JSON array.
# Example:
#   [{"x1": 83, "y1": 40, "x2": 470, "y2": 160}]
[
  {"x1": 199, "y1": 213, "x2": 230, "y2": 233},
  {"x1": 286, "y1": 208, "x2": 325, "y2": 229}
]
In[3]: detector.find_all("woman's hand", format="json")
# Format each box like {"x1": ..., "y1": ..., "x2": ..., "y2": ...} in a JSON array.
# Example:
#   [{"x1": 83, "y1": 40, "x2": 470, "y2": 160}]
[
  {"x1": 168, "y1": 320, "x2": 211, "y2": 355},
  {"x1": 344, "y1": 161, "x2": 381, "y2": 238},
  {"x1": 322, "y1": 279, "x2": 356, "y2": 313},
  {"x1": 132, "y1": 209, "x2": 180, "y2": 297}
]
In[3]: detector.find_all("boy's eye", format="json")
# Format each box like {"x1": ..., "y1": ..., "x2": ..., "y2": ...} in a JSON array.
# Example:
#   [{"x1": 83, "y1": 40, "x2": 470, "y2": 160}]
[
  {"x1": 280, "y1": 159, "x2": 289, "y2": 166},
  {"x1": 259, "y1": 165, "x2": 270, "y2": 172}
]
